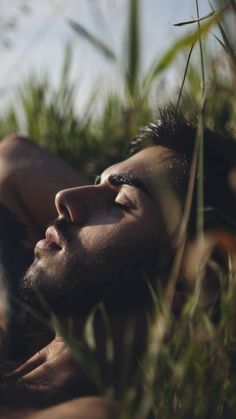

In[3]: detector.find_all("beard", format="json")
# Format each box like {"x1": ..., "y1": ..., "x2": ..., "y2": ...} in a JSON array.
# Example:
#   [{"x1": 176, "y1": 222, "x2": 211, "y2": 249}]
[{"x1": 20, "y1": 219, "x2": 158, "y2": 317}]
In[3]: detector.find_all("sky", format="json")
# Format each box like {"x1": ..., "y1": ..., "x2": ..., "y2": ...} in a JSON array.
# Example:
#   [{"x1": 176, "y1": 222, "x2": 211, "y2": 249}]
[{"x1": 0, "y1": 0, "x2": 215, "y2": 112}]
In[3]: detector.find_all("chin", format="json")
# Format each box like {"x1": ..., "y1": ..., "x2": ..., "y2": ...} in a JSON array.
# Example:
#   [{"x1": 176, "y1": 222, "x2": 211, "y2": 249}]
[
  {"x1": 19, "y1": 259, "x2": 65, "y2": 315},
  {"x1": 19, "y1": 242, "x2": 156, "y2": 317},
  {"x1": 19, "y1": 255, "x2": 101, "y2": 317}
]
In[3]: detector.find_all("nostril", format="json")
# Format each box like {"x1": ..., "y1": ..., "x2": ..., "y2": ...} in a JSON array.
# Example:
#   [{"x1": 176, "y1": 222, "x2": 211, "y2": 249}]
[
  {"x1": 55, "y1": 187, "x2": 88, "y2": 224},
  {"x1": 60, "y1": 204, "x2": 71, "y2": 219}
]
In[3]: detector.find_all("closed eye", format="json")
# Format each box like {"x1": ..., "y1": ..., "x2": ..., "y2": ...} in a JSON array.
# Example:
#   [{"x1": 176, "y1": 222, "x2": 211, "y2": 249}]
[
  {"x1": 110, "y1": 194, "x2": 135, "y2": 212},
  {"x1": 113, "y1": 201, "x2": 131, "y2": 211},
  {"x1": 106, "y1": 198, "x2": 132, "y2": 213},
  {"x1": 113, "y1": 187, "x2": 137, "y2": 213}
]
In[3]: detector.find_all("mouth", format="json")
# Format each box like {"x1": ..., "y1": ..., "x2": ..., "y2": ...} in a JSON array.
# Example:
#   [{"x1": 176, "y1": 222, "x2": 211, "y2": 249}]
[{"x1": 35, "y1": 226, "x2": 63, "y2": 252}]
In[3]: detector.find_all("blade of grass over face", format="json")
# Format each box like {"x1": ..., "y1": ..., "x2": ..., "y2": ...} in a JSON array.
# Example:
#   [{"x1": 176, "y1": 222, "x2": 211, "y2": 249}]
[
  {"x1": 9, "y1": 293, "x2": 51, "y2": 330},
  {"x1": 135, "y1": 106, "x2": 205, "y2": 418},
  {"x1": 134, "y1": 1, "x2": 213, "y2": 401},
  {"x1": 196, "y1": 110, "x2": 205, "y2": 236},
  {"x1": 52, "y1": 313, "x2": 105, "y2": 394},
  {"x1": 84, "y1": 306, "x2": 98, "y2": 351},
  {"x1": 196, "y1": 0, "x2": 206, "y2": 236},
  {"x1": 83, "y1": 304, "x2": 115, "y2": 398}
]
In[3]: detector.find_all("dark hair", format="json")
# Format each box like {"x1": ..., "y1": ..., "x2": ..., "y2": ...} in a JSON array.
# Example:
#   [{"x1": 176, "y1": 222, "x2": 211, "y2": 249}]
[{"x1": 129, "y1": 107, "x2": 236, "y2": 237}]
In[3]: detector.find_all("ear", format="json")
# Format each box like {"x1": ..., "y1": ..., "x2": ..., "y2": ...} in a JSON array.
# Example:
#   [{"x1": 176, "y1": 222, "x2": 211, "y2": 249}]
[{"x1": 177, "y1": 231, "x2": 236, "y2": 310}]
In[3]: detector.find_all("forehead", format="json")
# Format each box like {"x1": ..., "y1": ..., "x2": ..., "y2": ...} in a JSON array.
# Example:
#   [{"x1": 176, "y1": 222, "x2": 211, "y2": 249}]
[{"x1": 102, "y1": 146, "x2": 172, "y2": 192}]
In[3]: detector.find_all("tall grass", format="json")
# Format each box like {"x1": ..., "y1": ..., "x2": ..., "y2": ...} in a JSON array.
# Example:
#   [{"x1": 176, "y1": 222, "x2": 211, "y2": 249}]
[{"x1": 1, "y1": 0, "x2": 236, "y2": 417}]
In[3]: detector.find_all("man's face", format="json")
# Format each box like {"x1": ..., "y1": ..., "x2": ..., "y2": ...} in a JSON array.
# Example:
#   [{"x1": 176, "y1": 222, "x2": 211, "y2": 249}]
[{"x1": 21, "y1": 146, "x2": 181, "y2": 315}]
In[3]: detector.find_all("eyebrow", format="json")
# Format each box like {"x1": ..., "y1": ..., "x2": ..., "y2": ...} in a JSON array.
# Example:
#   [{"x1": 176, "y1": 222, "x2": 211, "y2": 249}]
[{"x1": 95, "y1": 173, "x2": 151, "y2": 197}]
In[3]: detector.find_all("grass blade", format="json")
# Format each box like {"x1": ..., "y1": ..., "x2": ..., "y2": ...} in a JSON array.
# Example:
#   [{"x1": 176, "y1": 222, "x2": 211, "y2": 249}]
[
  {"x1": 212, "y1": 31, "x2": 228, "y2": 48},
  {"x1": 126, "y1": 0, "x2": 140, "y2": 96},
  {"x1": 174, "y1": 11, "x2": 216, "y2": 26},
  {"x1": 135, "y1": 103, "x2": 205, "y2": 419},
  {"x1": 143, "y1": 10, "x2": 221, "y2": 92},
  {"x1": 176, "y1": 41, "x2": 196, "y2": 110},
  {"x1": 209, "y1": 0, "x2": 236, "y2": 70},
  {"x1": 196, "y1": 0, "x2": 205, "y2": 236},
  {"x1": 68, "y1": 19, "x2": 116, "y2": 61}
]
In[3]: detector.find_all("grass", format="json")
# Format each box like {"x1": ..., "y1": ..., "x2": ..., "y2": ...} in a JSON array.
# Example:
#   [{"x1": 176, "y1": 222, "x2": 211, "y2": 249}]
[{"x1": 1, "y1": 0, "x2": 236, "y2": 417}]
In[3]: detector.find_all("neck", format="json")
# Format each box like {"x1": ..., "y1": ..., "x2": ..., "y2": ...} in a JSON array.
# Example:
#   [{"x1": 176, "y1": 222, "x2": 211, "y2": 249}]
[
  {"x1": 55, "y1": 305, "x2": 150, "y2": 353},
  {"x1": 54, "y1": 306, "x2": 150, "y2": 395},
  {"x1": 9, "y1": 305, "x2": 150, "y2": 406}
]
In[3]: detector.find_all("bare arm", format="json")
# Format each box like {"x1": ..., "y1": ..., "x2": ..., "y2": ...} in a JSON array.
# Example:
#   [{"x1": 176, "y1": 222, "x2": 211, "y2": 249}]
[
  {"x1": 0, "y1": 134, "x2": 89, "y2": 247},
  {"x1": 0, "y1": 397, "x2": 119, "y2": 419},
  {"x1": 27, "y1": 397, "x2": 119, "y2": 419}
]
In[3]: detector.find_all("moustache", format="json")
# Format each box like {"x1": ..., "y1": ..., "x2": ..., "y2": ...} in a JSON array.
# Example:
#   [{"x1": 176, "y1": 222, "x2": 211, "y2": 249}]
[{"x1": 48, "y1": 217, "x2": 76, "y2": 244}]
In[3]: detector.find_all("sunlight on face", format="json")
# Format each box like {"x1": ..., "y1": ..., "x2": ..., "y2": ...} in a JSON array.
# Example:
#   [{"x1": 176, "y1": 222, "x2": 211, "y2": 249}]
[{"x1": 21, "y1": 146, "x2": 182, "y2": 315}]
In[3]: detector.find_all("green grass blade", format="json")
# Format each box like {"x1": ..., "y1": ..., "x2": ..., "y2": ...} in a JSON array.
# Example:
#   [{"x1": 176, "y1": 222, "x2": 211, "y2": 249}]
[
  {"x1": 67, "y1": 19, "x2": 116, "y2": 61},
  {"x1": 61, "y1": 42, "x2": 73, "y2": 87},
  {"x1": 209, "y1": 0, "x2": 236, "y2": 69},
  {"x1": 52, "y1": 314, "x2": 104, "y2": 393},
  {"x1": 176, "y1": 41, "x2": 196, "y2": 110},
  {"x1": 143, "y1": 10, "x2": 221, "y2": 92},
  {"x1": 126, "y1": 0, "x2": 140, "y2": 96},
  {"x1": 196, "y1": 0, "x2": 205, "y2": 235},
  {"x1": 174, "y1": 11, "x2": 216, "y2": 26},
  {"x1": 212, "y1": 31, "x2": 228, "y2": 48},
  {"x1": 84, "y1": 306, "x2": 98, "y2": 351}
]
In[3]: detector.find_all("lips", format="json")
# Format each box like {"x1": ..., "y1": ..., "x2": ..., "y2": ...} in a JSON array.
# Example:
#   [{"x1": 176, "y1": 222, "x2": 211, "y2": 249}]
[{"x1": 35, "y1": 226, "x2": 62, "y2": 252}]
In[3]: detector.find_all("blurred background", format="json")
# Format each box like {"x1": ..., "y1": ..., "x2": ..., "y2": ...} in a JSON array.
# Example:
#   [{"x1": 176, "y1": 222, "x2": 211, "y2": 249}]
[
  {"x1": 0, "y1": 0, "x2": 211, "y2": 109},
  {"x1": 0, "y1": 0, "x2": 235, "y2": 176}
]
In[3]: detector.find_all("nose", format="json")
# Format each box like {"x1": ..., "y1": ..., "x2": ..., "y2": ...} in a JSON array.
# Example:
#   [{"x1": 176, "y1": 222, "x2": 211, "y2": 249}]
[{"x1": 55, "y1": 186, "x2": 89, "y2": 224}]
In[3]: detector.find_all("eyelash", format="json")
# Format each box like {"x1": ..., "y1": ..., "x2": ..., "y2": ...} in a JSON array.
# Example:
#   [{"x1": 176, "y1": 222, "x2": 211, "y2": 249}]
[{"x1": 113, "y1": 201, "x2": 130, "y2": 211}]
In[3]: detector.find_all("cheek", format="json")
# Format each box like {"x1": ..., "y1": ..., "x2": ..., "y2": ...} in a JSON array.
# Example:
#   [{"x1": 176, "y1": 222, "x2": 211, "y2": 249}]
[
  {"x1": 72, "y1": 210, "x2": 163, "y2": 253},
  {"x1": 75, "y1": 224, "x2": 123, "y2": 249},
  {"x1": 134, "y1": 207, "x2": 163, "y2": 239}
]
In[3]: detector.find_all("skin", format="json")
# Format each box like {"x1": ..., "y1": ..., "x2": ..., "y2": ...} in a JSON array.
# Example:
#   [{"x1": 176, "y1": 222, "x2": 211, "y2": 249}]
[
  {"x1": 0, "y1": 134, "x2": 87, "y2": 247},
  {"x1": 0, "y1": 134, "x2": 88, "y2": 359},
  {"x1": 0, "y1": 142, "x2": 182, "y2": 414},
  {"x1": 20, "y1": 145, "x2": 181, "y2": 315},
  {"x1": 0, "y1": 397, "x2": 119, "y2": 419},
  {"x1": 1, "y1": 131, "x2": 235, "y2": 416},
  {"x1": 6, "y1": 146, "x2": 182, "y2": 404}
]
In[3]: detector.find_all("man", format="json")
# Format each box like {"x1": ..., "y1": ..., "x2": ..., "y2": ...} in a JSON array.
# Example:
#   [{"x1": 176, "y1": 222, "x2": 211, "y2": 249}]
[{"x1": 0, "y1": 108, "x2": 236, "y2": 415}]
